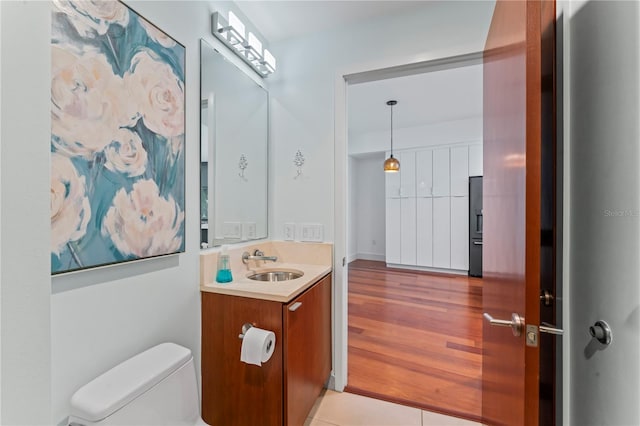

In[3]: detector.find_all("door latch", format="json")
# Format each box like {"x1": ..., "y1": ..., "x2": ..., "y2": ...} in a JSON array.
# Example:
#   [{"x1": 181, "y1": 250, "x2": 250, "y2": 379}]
[
  {"x1": 526, "y1": 325, "x2": 538, "y2": 346},
  {"x1": 526, "y1": 323, "x2": 563, "y2": 347}
]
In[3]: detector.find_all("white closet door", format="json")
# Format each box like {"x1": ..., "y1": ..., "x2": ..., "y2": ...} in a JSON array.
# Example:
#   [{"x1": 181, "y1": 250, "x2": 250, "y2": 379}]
[
  {"x1": 416, "y1": 197, "x2": 433, "y2": 267},
  {"x1": 451, "y1": 196, "x2": 469, "y2": 270},
  {"x1": 432, "y1": 197, "x2": 451, "y2": 268},
  {"x1": 385, "y1": 198, "x2": 401, "y2": 264},
  {"x1": 385, "y1": 151, "x2": 401, "y2": 198},
  {"x1": 451, "y1": 146, "x2": 469, "y2": 196},
  {"x1": 416, "y1": 149, "x2": 433, "y2": 197},
  {"x1": 400, "y1": 151, "x2": 416, "y2": 198},
  {"x1": 400, "y1": 197, "x2": 417, "y2": 265},
  {"x1": 433, "y1": 148, "x2": 450, "y2": 196},
  {"x1": 468, "y1": 144, "x2": 483, "y2": 177}
]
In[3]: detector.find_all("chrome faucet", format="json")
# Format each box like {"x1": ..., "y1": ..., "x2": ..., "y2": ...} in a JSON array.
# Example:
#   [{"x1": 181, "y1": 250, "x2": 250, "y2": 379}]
[{"x1": 242, "y1": 249, "x2": 278, "y2": 264}]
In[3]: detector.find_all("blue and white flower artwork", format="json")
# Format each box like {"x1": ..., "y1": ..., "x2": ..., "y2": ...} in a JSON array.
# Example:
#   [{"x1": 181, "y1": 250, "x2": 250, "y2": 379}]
[{"x1": 51, "y1": 0, "x2": 185, "y2": 274}]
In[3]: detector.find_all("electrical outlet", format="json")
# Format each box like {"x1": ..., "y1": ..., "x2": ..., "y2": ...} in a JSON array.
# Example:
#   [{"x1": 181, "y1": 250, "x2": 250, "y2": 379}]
[
  {"x1": 244, "y1": 222, "x2": 256, "y2": 240},
  {"x1": 284, "y1": 223, "x2": 295, "y2": 241}
]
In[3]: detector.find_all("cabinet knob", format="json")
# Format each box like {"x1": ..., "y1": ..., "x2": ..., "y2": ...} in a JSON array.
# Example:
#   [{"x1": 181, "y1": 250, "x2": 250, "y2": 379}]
[{"x1": 288, "y1": 302, "x2": 303, "y2": 312}]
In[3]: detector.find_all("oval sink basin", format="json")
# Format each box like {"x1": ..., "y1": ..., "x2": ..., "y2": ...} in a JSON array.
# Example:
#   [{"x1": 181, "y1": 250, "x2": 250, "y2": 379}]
[{"x1": 247, "y1": 270, "x2": 304, "y2": 282}]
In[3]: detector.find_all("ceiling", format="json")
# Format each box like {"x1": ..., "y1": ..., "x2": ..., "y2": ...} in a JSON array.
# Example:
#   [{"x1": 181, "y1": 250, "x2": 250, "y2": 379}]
[
  {"x1": 234, "y1": 1, "x2": 484, "y2": 136},
  {"x1": 348, "y1": 63, "x2": 483, "y2": 136},
  {"x1": 235, "y1": 1, "x2": 433, "y2": 42}
]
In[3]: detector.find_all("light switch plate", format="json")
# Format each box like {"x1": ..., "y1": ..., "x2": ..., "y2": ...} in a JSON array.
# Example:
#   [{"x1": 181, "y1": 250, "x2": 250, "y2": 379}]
[
  {"x1": 300, "y1": 223, "x2": 323, "y2": 242},
  {"x1": 284, "y1": 223, "x2": 295, "y2": 241},
  {"x1": 222, "y1": 222, "x2": 242, "y2": 239}
]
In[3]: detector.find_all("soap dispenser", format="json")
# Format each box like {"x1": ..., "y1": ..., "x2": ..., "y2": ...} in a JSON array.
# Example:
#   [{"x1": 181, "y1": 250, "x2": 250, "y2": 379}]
[{"x1": 215, "y1": 245, "x2": 233, "y2": 283}]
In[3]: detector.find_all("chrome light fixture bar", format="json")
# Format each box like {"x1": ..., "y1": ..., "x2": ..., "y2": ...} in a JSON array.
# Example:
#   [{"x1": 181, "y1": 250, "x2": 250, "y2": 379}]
[{"x1": 211, "y1": 11, "x2": 276, "y2": 78}]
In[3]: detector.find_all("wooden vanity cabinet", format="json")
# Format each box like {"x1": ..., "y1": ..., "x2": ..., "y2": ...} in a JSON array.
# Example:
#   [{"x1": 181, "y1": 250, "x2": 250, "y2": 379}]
[{"x1": 201, "y1": 274, "x2": 331, "y2": 426}]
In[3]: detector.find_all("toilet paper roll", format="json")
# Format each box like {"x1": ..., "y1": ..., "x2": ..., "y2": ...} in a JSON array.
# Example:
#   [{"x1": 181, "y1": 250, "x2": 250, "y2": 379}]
[{"x1": 240, "y1": 326, "x2": 275, "y2": 366}]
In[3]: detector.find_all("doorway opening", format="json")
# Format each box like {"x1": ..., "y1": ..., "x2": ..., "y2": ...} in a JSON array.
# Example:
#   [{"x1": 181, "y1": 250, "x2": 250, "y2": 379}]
[{"x1": 343, "y1": 53, "x2": 484, "y2": 422}]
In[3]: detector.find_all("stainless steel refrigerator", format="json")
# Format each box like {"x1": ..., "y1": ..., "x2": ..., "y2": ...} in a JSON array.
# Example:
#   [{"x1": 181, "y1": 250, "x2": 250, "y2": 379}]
[{"x1": 469, "y1": 176, "x2": 483, "y2": 277}]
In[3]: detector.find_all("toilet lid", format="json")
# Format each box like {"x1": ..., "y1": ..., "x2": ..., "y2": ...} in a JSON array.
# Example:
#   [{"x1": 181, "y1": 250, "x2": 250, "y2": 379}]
[{"x1": 70, "y1": 343, "x2": 191, "y2": 422}]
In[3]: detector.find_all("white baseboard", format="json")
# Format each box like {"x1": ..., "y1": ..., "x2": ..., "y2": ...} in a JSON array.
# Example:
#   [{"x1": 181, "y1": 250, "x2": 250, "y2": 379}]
[
  {"x1": 354, "y1": 252, "x2": 385, "y2": 262},
  {"x1": 385, "y1": 263, "x2": 469, "y2": 276}
]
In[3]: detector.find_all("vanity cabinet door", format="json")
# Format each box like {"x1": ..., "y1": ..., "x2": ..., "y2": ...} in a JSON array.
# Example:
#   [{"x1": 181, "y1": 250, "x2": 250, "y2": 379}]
[
  {"x1": 201, "y1": 293, "x2": 283, "y2": 426},
  {"x1": 283, "y1": 274, "x2": 332, "y2": 426}
]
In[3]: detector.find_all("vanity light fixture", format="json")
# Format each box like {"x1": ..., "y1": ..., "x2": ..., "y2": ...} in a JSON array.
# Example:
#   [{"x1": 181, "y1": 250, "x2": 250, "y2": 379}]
[
  {"x1": 213, "y1": 11, "x2": 244, "y2": 48},
  {"x1": 383, "y1": 100, "x2": 400, "y2": 173},
  {"x1": 245, "y1": 32, "x2": 262, "y2": 63},
  {"x1": 263, "y1": 49, "x2": 276, "y2": 74},
  {"x1": 211, "y1": 11, "x2": 276, "y2": 78}
]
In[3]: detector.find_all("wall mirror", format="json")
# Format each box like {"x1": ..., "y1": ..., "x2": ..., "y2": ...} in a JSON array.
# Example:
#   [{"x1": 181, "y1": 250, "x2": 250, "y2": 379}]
[{"x1": 200, "y1": 39, "x2": 268, "y2": 248}]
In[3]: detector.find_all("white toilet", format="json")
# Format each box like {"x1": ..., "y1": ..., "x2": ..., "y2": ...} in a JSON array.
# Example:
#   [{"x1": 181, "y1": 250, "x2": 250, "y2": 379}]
[{"x1": 68, "y1": 343, "x2": 207, "y2": 425}]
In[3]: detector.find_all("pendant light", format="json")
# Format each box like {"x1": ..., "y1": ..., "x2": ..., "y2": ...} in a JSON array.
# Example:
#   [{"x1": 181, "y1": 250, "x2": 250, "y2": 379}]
[{"x1": 383, "y1": 100, "x2": 400, "y2": 173}]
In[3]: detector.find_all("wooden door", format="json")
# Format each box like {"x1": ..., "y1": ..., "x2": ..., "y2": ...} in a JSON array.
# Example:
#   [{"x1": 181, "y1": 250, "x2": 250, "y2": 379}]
[{"x1": 482, "y1": 0, "x2": 557, "y2": 425}]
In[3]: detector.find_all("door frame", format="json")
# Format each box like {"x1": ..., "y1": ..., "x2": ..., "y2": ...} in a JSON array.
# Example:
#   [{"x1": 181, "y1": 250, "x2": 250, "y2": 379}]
[
  {"x1": 332, "y1": 5, "x2": 569, "y2": 423},
  {"x1": 331, "y1": 50, "x2": 483, "y2": 391}
]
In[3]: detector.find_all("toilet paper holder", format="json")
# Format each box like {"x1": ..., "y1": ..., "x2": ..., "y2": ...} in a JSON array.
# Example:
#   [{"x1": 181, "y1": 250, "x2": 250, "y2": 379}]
[{"x1": 238, "y1": 323, "x2": 253, "y2": 339}]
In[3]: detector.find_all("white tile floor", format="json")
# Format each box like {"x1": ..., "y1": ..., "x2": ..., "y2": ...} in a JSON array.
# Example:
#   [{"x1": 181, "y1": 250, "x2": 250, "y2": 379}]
[{"x1": 305, "y1": 390, "x2": 482, "y2": 426}]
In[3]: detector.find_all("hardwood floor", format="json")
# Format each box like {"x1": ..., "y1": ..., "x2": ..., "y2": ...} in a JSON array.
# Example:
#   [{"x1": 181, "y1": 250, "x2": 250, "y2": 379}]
[{"x1": 346, "y1": 260, "x2": 483, "y2": 422}]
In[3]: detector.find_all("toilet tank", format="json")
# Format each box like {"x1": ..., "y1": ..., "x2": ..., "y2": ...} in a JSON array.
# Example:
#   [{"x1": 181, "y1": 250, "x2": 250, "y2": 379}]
[{"x1": 68, "y1": 343, "x2": 200, "y2": 425}]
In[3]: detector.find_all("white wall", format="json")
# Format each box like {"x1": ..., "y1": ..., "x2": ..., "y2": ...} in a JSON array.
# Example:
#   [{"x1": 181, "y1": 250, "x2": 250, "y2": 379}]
[
  {"x1": 349, "y1": 117, "x2": 482, "y2": 156},
  {"x1": 565, "y1": 0, "x2": 640, "y2": 424},
  {"x1": 1, "y1": 2, "x2": 51, "y2": 424},
  {"x1": 269, "y1": 1, "x2": 496, "y2": 241},
  {"x1": 349, "y1": 155, "x2": 386, "y2": 262},
  {"x1": 0, "y1": 1, "x2": 4, "y2": 420},
  {"x1": 1, "y1": 1, "x2": 263, "y2": 423}
]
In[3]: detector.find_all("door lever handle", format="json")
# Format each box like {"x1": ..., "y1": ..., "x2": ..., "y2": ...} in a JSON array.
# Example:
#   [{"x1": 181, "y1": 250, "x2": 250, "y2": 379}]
[
  {"x1": 483, "y1": 312, "x2": 524, "y2": 337},
  {"x1": 539, "y1": 322, "x2": 564, "y2": 335}
]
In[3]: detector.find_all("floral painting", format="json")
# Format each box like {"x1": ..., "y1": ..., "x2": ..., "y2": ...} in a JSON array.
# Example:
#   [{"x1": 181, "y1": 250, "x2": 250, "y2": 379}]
[{"x1": 51, "y1": 0, "x2": 185, "y2": 274}]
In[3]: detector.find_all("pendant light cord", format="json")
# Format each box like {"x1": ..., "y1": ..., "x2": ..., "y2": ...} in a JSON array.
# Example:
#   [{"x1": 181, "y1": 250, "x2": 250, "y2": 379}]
[{"x1": 390, "y1": 103, "x2": 394, "y2": 156}]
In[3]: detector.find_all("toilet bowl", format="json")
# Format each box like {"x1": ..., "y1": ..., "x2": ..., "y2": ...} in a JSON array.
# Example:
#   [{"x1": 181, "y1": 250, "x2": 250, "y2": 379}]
[{"x1": 68, "y1": 343, "x2": 207, "y2": 425}]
